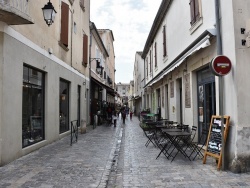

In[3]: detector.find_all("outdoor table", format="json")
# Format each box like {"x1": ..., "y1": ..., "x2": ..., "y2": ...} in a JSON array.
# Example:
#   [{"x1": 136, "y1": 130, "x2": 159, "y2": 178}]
[{"x1": 156, "y1": 129, "x2": 192, "y2": 161}]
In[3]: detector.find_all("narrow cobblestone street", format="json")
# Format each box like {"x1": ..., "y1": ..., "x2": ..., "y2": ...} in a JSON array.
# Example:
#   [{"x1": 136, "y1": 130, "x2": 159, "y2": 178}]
[{"x1": 0, "y1": 116, "x2": 250, "y2": 188}]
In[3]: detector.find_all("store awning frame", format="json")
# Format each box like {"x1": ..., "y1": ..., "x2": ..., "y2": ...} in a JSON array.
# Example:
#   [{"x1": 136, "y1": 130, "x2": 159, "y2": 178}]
[{"x1": 144, "y1": 29, "x2": 216, "y2": 88}]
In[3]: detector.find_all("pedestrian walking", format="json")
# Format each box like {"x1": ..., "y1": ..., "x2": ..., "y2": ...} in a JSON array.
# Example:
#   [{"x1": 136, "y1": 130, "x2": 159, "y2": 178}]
[
  {"x1": 112, "y1": 111, "x2": 117, "y2": 127},
  {"x1": 122, "y1": 110, "x2": 126, "y2": 124},
  {"x1": 130, "y1": 110, "x2": 133, "y2": 120}
]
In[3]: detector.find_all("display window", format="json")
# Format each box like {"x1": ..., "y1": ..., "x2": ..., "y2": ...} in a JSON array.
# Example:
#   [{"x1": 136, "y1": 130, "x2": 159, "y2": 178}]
[{"x1": 22, "y1": 66, "x2": 45, "y2": 148}]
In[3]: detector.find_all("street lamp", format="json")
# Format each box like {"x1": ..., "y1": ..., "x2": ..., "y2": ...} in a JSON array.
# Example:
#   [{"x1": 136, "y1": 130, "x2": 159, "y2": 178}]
[
  {"x1": 90, "y1": 58, "x2": 102, "y2": 74},
  {"x1": 42, "y1": 0, "x2": 57, "y2": 26}
]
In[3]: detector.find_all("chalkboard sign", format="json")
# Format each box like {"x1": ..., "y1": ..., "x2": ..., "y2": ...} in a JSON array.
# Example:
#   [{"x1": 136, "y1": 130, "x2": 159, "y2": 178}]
[{"x1": 203, "y1": 115, "x2": 230, "y2": 170}]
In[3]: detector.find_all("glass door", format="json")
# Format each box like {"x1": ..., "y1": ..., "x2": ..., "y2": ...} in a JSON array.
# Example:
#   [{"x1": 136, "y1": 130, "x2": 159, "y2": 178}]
[{"x1": 197, "y1": 68, "x2": 216, "y2": 144}]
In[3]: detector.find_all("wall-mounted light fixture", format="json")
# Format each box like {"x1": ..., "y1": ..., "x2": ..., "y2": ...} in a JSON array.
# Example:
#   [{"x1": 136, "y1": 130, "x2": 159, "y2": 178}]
[
  {"x1": 42, "y1": 0, "x2": 57, "y2": 26},
  {"x1": 90, "y1": 58, "x2": 102, "y2": 74}
]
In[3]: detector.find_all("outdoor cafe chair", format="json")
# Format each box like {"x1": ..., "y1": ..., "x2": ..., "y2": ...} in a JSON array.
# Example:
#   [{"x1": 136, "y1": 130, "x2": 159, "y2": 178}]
[
  {"x1": 156, "y1": 129, "x2": 192, "y2": 161},
  {"x1": 188, "y1": 129, "x2": 208, "y2": 160},
  {"x1": 140, "y1": 121, "x2": 158, "y2": 148}
]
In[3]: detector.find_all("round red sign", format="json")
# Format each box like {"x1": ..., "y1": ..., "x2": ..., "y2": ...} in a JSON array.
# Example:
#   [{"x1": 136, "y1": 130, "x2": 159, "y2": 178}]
[{"x1": 210, "y1": 55, "x2": 232, "y2": 76}]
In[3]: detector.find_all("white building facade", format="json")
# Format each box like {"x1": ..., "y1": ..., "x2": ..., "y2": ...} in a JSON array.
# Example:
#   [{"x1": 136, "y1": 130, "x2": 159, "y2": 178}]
[
  {"x1": 133, "y1": 52, "x2": 144, "y2": 115},
  {"x1": 141, "y1": 0, "x2": 250, "y2": 172}
]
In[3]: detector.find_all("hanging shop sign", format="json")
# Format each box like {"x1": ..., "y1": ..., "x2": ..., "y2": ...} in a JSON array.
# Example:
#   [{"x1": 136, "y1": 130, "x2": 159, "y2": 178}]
[{"x1": 210, "y1": 55, "x2": 232, "y2": 76}]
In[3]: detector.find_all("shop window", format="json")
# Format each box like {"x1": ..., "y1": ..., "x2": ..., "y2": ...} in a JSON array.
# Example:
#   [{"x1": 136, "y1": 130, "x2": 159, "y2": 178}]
[
  {"x1": 60, "y1": 79, "x2": 70, "y2": 134},
  {"x1": 22, "y1": 65, "x2": 45, "y2": 148}
]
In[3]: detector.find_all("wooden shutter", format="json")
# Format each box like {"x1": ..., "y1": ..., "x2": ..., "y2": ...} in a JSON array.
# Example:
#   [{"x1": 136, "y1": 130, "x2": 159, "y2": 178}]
[
  {"x1": 163, "y1": 26, "x2": 166, "y2": 57},
  {"x1": 189, "y1": 0, "x2": 200, "y2": 25},
  {"x1": 194, "y1": 0, "x2": 200, "y2": 21},
  {"x1": 80, "y1": 0, "x2": 85, "y2": 10},
  {"x1": 60, "y1": 2, "x2": 69, "y2": 47},
  {"x1": 82, "y1": 34, "x2": 88, "y2": 65},
  {"x1": 154, "y1": 42, "x2": 157, "y2": 67},
  {"x1": 149, "y1": 50, "x2": 152, "y2": 73}
]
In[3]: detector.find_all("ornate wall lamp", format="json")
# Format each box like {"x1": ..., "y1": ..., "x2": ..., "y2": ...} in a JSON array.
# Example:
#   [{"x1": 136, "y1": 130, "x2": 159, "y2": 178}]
[{"x1": 42, "y1": 0, "x2": 57, "y2": 26}]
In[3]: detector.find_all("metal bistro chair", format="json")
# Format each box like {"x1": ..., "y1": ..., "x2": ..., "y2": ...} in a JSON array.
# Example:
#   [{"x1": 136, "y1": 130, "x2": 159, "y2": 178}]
[
  {"x1": 180, "y1": 126, "x2": 197, "y2": 158},
  {"x1": 188, "y1": 129, "x2": 208, "y2": 160},
  {"x1": 140, "y1": 120, "x2": 158, "y2": 148}
]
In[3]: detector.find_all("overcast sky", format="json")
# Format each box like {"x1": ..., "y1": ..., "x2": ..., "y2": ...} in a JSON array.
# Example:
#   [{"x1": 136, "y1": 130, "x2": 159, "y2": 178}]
[{"x1": 90, "y1": 0, "x2": 162, "y2": 84}]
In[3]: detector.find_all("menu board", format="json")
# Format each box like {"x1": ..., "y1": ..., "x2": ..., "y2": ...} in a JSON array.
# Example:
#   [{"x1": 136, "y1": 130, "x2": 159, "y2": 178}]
[
  {"x1": 203, "y1": 115, "x2": 230, "y2": 170},
  {"x1": 207, "y1": 123, "x2": 222, "y2": 154}
]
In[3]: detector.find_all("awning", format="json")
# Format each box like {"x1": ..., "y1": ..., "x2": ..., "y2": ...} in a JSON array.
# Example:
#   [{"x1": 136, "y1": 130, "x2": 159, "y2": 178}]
[
  {"x1": 145, "y1": 29, "x2": 215, "y2": 88},
  {"x1": 91, "y1": 77, "x2": 115, "y2": 96},
  {"x1": 134, "y1": 95, "x2": 141, "y2": 100},
  {"x1": 160, "y1": 35, "x2": 211, "y2": 77}
]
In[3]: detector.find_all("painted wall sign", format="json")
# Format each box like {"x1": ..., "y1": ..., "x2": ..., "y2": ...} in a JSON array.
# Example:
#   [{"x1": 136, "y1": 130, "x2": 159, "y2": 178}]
[
  {"x1": 184, "y1": 73, "x2": 191, "y2": 108},
  {"x1": 210, "y1": 55, "x2": 232, "y2": 76}
]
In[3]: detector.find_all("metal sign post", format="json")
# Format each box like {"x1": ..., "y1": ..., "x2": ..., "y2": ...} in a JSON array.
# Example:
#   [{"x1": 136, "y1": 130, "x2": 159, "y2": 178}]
[
  {"x1": 210, "y1": 55, "x2": 232, "y2": 170},
  {"x1": 219, "y1": 76, "x2": 225, "y2": 170}
]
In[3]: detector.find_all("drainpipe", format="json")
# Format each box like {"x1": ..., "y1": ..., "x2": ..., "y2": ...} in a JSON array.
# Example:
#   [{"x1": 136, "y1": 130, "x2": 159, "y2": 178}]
[{"x1": 215, "y1": 0, "x2": 225, "y2": 170}]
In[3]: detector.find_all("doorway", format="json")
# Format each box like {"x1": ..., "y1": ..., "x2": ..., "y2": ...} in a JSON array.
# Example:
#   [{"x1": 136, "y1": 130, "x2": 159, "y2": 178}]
[
  {"x1": 176, "y1": 78, "x2": 183, "y2": 124},
  {"x1": 197, "y1": 68, "x2": 216, "y2": 143}
]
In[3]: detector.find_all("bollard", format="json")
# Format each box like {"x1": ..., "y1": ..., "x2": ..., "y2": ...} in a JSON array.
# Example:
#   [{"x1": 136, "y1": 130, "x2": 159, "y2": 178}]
[{"x1": 81, "y1": 119, "x2": 86, "y2": 134}]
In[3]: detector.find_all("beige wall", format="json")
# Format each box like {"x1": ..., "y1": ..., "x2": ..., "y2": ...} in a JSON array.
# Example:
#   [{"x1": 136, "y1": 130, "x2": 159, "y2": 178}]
[
  {"x1": 11, "y1": 0, "x2": 90, "y2": 76},
  {"x1": 0, "y1": 0, "x2": 90, "y2": 165}
]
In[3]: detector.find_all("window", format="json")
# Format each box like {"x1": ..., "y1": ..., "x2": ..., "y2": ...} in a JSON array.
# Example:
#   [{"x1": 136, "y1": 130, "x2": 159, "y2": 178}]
[
  {"x1": 163, "y1": 26, "x2": 167, "y2": 57},
  {"x1": 189, "y1": 0, "x2": 200, "y2": 25},
  {"x1": 146, "y1": 57, "x2": 148, "y2": 77},
  {"x1": 149, "y1": 50, "x2": 152, "y2": 73},
  {"x1": 154, "y1": 42, "x2": 157, "y2": 67},
  {"x1": 80, "y1": 0, "x2": 85, "y2": 11},
  {"x1": 60, "y1": 79, "x2": 70, "y2": 134},
  {"x1": 22, "y1": 65, "x2": 45, "y2": 148},
  {"x1": 60, "y1": 2, "x2": 69, "y2": 48},
  {"x1": 82, "y1": 34, "x2": 88, "y2": 66}
]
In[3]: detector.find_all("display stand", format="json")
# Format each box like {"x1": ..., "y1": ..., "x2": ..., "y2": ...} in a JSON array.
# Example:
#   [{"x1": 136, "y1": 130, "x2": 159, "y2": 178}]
[{"x1": 203, "y1": 115, "x2": 230, "y2": 170}]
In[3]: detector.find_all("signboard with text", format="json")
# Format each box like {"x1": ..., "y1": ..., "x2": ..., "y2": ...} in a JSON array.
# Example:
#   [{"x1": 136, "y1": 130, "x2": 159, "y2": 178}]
[{"x1": 203, "y1": 115, "x2": 230, "y2": 170}]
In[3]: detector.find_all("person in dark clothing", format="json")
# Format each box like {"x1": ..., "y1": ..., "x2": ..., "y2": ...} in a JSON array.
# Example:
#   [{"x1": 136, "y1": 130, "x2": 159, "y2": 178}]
[{"x1": 122, "y1": 110, "x2": 126, "y2": 124}]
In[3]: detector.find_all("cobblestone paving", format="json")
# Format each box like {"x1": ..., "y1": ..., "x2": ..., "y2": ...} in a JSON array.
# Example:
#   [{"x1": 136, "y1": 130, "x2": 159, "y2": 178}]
[
  {"x1": 0, "y1": 124, "x2": 121, "y2": 188},
  {"x1": 0, "y1": 116, "x2": 250, "y2": 188},
  {"x1": 109, "y1": 116, "x2": 250, "y2": 188}
]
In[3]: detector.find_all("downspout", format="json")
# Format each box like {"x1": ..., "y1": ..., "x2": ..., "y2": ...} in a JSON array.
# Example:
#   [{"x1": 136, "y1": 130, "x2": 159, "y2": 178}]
[
  {"x1": 215, "y1": 0, "x2": 225, "y2": 170},
  {"x1": 144, "y1": 58, "x2": 146, "y2": 110},
  {"x1": 70, "y1": 8, "x2": 74, "y2": 67}
]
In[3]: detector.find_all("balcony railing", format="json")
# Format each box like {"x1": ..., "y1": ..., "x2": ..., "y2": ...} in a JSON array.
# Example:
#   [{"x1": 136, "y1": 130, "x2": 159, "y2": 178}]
[{"x1": 0, "y1": 0, "x2": 33, "y2": 25}]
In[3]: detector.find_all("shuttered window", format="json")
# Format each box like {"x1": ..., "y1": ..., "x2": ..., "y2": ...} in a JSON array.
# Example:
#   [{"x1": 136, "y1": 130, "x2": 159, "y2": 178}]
[
  {"x1": 82, "y1": 34, "x2": 88, "y2": 65},
  {"x1": 80, "y1": 0, "x2": 85, "y2": 10},
  {"x1": 60, "y1": 2, "x2": 69, "y2": 47},
  {"x1": 154, "y1": 42, "x2": 157, "y2": 67},
  {"x1": 163, "y1": 26, "x2": 167, "y2": 57},
  {"x1": 149, "y1": 50, "x2": 152, "y2": 73},
  {"x1": 189, "y1": 0, "x2": 200, "y2": 25}
]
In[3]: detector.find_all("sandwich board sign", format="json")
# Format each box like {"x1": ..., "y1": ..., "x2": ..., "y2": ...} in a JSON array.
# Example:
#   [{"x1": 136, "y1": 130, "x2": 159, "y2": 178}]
[{"x1": 203, "y1": 115, "x2": 230, "y2": 170}]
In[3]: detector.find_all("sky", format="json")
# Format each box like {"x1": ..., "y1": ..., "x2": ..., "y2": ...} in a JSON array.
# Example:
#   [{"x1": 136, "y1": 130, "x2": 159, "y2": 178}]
[{"x1": 90, "y1": 0, "x2": 162, "y2": 84}]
